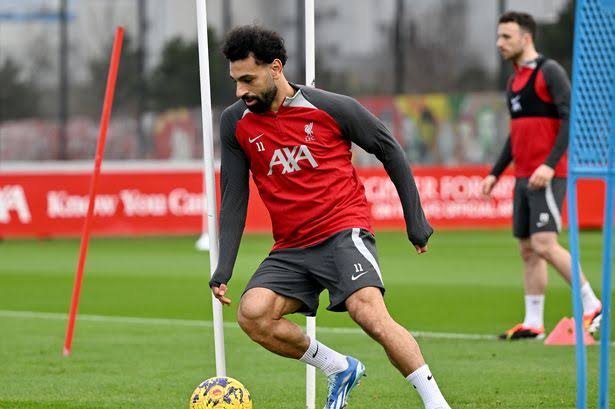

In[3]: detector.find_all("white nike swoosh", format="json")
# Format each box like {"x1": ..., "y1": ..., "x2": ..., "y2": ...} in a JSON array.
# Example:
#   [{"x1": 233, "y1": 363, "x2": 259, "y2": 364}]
[
  {"x1": 248, "y1": 134, "x2": 263, "y2": 143},
  {"x1": 536, "y1": 221, "x2": 548, "y2": 227},
  {"x1": 351, "y1": 271, "x2": 369, "y2": 281}
]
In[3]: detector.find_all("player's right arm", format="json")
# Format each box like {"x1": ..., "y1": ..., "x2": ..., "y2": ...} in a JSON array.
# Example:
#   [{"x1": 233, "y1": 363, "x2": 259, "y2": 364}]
[
  {"x1": 209, "y1": 106, "x2": 250, "y2": 304},
  {"x1": 482, "y1": 136, "x2": 512, "y2": 196}
]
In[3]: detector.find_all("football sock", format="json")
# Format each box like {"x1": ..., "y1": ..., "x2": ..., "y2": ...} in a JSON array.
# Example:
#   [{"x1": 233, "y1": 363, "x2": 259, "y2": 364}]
[
  {"x1": 581, "y1": 282, "x2": 601, "y2": 313},
  {"x1": 522, "y1": 294, "x2": 544, "y2": 328},
  {"x1": 407, "y1": 364, "x2": 450, "y2": 409},
  {"x1": 299, "y1": 336, "x2": 348, "y2": 377}
]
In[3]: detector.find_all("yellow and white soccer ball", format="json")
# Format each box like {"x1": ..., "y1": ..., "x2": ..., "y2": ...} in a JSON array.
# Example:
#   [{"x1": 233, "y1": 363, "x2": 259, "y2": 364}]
[{"x1": 190, "y1": 376, "x2": 253, "y2": 408}]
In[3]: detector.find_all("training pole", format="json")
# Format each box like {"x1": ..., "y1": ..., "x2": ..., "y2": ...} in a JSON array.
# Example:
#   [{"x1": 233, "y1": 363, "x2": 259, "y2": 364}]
[
  {"x1": 195, "y1": 0, "x2": 226, "y2": 376},
  {"x1": 63, "y1": 27, "x2": 124, "y2": 357},
  {"x1": 567, "y1": 1, "x2": 615, "y2": 407},
  {"x1": 305, "y1": 1, "x2": 316, "y2": 408}
]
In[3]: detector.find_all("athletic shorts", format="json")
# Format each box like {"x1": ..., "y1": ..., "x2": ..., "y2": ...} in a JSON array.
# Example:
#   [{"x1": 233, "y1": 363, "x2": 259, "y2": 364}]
[
  {"x1": 243, "y1": 228, "x2": 385, "y2": 316},
  {"x1": 513, "y1": 177, "x2": 566, "y2": 239}
]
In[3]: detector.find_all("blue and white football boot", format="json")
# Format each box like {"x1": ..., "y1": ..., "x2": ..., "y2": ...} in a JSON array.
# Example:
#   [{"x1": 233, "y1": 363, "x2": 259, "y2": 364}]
[{"x1": 324, "y1": 356, "x2": 366, "y2": 409}]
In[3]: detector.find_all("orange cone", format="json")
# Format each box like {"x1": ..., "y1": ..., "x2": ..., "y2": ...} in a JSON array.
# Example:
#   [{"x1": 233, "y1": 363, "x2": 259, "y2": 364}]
[{"x1": 544, "y1": 317, "x2": 595, "y2": 346}]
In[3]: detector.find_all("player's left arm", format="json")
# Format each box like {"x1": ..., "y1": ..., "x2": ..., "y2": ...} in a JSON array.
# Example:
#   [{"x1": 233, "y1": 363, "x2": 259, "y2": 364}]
[
  {"x1": 529, "y1": 60, "x2": 570, "y2": 189},
  {"x1": 351, "y1": 108, "x2": 433, "y2": 252},
  {"x1": 306, "y1": 89, "x2": 432, "y2": 251}
]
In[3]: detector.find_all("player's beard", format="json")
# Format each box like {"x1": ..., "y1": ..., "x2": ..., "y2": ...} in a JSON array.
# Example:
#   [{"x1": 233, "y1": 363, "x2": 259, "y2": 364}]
[
  {"x1": 500, "y1": 45, "x2": 523, "y2": 62},
  {"x1": 243, "y1": 83, "x2": 278, "y2": 114}
]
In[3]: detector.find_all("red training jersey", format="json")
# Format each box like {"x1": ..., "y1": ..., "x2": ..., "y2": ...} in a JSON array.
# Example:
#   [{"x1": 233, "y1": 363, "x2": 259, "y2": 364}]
[
  {"x1": 235, "y1": 95, "x2": 371, "y2": 250},
  {"x1": 211, "y1": 85, "x2": 432, "y2": 286},
  {"x1": 506, "y1": 57, "x2": 568, "y2": 177}
]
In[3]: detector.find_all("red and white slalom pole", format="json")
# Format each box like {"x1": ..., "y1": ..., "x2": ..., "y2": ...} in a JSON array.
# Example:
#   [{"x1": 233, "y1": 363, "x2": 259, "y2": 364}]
[
  {"x1": 63, "y1": 26, "x2": 125, "y2": 357},
  {"x1": 195, "y1": 0, "x2": 226, "y2": 377}
]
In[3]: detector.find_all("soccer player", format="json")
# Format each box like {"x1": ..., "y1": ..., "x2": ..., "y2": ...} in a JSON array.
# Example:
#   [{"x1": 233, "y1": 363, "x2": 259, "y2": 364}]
[
  {"x1": 208, "y1": 25, "x2": 452, "y2": 409},
  {"x1": 481, "y1": 11, "x2": 602, "y2": 340}
]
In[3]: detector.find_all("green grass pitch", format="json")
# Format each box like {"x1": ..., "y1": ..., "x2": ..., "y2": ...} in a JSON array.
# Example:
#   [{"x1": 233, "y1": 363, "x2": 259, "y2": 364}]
[{"x1": 0, "y1": 230, "x2": 611, "y2": 408}]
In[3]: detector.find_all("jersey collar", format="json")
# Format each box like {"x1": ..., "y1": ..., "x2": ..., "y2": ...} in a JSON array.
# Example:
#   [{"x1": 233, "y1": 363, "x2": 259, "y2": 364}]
[
  {"x1": 282, "y1": 83, "x2": 303, "y2": 107},
  {"x1": 513, "y1": 54, "x2": 542, "y2": 73}
]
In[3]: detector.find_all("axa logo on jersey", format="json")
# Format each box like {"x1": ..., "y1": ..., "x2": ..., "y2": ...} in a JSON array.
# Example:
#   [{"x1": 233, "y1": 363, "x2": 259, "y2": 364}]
[{"x1": 267, "y1": 145, "x2": 318, "y2": 175}]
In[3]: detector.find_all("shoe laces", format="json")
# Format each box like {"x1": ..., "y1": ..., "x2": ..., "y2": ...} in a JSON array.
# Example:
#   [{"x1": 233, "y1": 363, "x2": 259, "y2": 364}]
[{"x1": 326, "y1": 372, "x2": 338, "y2": 402}]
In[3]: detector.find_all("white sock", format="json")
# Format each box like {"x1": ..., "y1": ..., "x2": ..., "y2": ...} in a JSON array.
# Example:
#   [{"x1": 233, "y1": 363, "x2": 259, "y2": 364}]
[
  {"x1": 407, "y1": 364, "x2": 450, "y2": 409},
  {"x1": 581, "y1": 282, "x2": 601, "y2": 314},
  {"x1": 522, "y1": 294, "x2": 544, "y2": 328},
  {"x1": 299, "y1": 337, "x2": 348, "y2": 377}
]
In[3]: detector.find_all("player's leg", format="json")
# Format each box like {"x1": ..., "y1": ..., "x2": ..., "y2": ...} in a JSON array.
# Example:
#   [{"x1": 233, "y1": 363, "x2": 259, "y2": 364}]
[
  {"x1": 520, "y1": 238, "x2": 548, "y2": 296},
  {"x1": 519, "y1": 237, "x2": 548, "y2": 330},
  {"x1": 530, "y1": 231, "x2": 578, "y2": 285},
  {"x1": 319, "y1": 228, "x2": 450, "y2": 409},
  {"x1": 346, "y1": 287, "x2": 450, "y2": 409},
  {"x1": 530, "y1": 231, "x2": 602, "y2": 331},
  {"x1": 345, "y1": 288, "x2": 449, "y2": 409},
  {"x1": 237, "y1": 287, "x2": 308, "y2": 358},
  {"x1": 346, "y1": 287, "x2": 424, "y2": 374},
  {"x1": 238, "y1": 250, "x2": 351, "y2": 383},
  {"x1": 525, "y1": 177, "x2": 578, "y2": 284},
  {"x1": 500, "y1": 178, "x2": 547, "y2": 340},
  {"x1": 527, "y1": 178, "x2": 602, "y2": 332}
]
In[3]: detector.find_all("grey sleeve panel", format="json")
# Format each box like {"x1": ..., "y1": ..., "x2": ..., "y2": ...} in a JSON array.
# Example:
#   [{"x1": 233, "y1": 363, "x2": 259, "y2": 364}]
[
  {"x1": 542, "y1": 60, "x2": 570, "y2": 168},
  {"x1": 490, "y1": 135, "x2": 513, "y2": 178},
  {"x1": 210, "y1": 102, "x2": 250, "y2": 288},
  {"x1": 301, "y1": 87, "x2": 433, "y2": 247}
]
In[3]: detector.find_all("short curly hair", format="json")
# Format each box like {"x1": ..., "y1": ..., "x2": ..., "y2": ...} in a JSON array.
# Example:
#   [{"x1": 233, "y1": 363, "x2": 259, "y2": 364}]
[
  {"x1": 499, "y1": 11, "x2": 537, "y2": 40},
  {"x1": 221, "y1": 25, "x2": 287, "y2": 66}
]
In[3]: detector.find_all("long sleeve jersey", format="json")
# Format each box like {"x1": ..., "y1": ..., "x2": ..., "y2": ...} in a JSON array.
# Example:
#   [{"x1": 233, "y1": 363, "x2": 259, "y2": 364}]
[
  {"x1": 210, "y1": 85, "x2": 432, "y2": 287},
  {"x1": 490, "y1": 56, "x2": 570, "y2": 178}
]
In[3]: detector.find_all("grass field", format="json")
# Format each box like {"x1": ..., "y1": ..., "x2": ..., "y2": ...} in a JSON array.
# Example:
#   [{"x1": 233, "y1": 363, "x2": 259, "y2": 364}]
[{"x1": 0, "y1": 230, "x2": 612, "y2": 408}]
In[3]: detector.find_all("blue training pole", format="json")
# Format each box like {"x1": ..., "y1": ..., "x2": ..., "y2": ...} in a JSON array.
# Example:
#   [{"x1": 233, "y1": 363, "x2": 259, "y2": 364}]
[
  {"x1": 568, "y1": 1, "x2": 615, "y2": 407},
  {"x1": 567, "y1": 175, "x2": 587, "y2": 409},
  {"x1": 598, "y1": 175, "x2": 614, "y2": 409},
  {"x1": 598, "y1": 75, "x2": 615, "y2": 407}
]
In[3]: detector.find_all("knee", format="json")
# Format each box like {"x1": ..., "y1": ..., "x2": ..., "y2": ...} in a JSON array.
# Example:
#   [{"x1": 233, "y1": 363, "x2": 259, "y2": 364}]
[
  {"x1": 236, "y1": 303, "x2": 254, "y2": 333},
  {"x1": 362, "y1": 320, "x2": 389, "y2": 342},
  {"x1": 530, "y1": 236, "x2": 555, "y2": 260},
  {"x1": 519, "y1": 245, "x2": 535, "y2": 263},
  {"x1": 237, "y1": 301, "x2": 272, "y2": 342},
  {"x1": 346, "y1": 288, "x2": 390, "y2": 341},
  {"x1": 346, "y1": 288, "x2": 376, "y2": 318}
]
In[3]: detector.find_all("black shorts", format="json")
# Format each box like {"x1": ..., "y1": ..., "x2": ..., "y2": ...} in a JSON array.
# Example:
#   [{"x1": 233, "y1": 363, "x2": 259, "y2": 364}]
[
  {"x1": 513, "y1": 177, "x2": 566, "y2": 239},
  {"x1": 243, "y1": 228, "x2": 385, "y2": 316}
]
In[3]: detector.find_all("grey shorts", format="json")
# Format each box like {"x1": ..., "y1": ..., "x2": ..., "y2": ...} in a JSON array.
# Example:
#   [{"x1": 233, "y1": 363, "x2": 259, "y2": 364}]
[
  {"x1": 243, "y1": 228, "x2": 385, "y2": 316},
  {"x1": 513, "y1": 177, "x2": 566, "y2": 239}
]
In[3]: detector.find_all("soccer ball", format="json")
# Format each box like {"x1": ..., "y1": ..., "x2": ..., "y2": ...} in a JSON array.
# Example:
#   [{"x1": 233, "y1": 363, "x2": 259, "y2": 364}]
[{"x1": 190, "y1": 376, "x2": 253, "y2": 408}]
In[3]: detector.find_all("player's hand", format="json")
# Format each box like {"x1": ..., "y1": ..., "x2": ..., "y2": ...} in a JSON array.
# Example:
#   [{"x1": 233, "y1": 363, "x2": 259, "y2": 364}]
[
  {"x1": 529, "y1": 164, "x2": 554, "y2": 190},
  {"x1": 480, "y1": 175, "x2": 497, "y2": 197},
  {"x1": 415, "y1": 244, "x2": 428, "y2": 254},
  {"x1": 211, "y1": 284, "x2": 232, "y2": 305}
]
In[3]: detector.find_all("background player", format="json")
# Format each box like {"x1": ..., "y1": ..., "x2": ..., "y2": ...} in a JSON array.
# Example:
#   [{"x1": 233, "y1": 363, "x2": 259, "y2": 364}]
[{"x1": 481, "y1": 11, "x2": 602, "y2": 340}]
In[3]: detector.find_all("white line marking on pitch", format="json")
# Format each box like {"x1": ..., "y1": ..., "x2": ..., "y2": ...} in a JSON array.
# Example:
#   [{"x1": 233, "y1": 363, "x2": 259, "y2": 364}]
[{"x1": 0, "y1": 309, "x2": 601, "y2": 343}]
